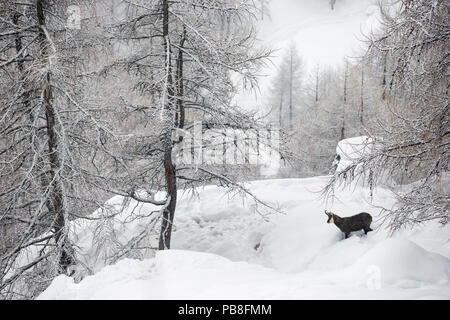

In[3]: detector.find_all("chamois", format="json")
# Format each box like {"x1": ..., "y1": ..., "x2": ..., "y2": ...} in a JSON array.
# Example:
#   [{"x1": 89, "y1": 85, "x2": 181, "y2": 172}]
[{"x1": 325, "y1": 210, "x2": 373, "y2": 239}]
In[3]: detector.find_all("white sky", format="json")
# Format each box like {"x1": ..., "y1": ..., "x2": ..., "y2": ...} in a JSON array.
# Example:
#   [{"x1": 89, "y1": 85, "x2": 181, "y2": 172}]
[{"x1": 237, "y1": 0, "x2": 381, "y2": 110}]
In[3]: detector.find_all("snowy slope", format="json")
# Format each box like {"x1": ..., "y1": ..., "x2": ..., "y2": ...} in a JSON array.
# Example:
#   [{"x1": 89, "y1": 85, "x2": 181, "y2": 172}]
[{"x1": 38, "y1": 177, "x2": 450, "y2": 299}]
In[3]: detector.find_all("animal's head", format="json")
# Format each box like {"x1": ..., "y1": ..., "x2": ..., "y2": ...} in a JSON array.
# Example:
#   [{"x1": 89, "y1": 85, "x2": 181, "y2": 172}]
[{"x1": 325, "y1": 210, "x2": 334, "y2": 224}]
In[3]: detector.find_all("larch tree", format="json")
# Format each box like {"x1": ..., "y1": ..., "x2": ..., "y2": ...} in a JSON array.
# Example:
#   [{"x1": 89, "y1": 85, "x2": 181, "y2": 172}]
[
  {"x1": 0, "y1": 0, "x2": 134, "y2": 298},
  {"x1": 103, "y1": 0, "x2": 274, "y2": 251},
  {"x1": 268, "y1": 43, "x2": 304, "y2": 131}
]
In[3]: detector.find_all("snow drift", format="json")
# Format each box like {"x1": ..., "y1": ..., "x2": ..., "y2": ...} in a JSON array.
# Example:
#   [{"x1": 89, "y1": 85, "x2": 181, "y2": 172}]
[{"x1": 38, "y1": 176, "x2": 450, "y2": 299}]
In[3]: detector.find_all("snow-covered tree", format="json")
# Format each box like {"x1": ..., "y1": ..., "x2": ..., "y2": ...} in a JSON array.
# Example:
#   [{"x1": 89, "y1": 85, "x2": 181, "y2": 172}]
[
  {"x1": 102, "y1": 0, "x2": 273, "y2": 251},
  {"x1": 325, "y1": 0, "x2": 450, "y2": 230},
  {"x1": 275, "y1": 52, "x2": 384, "y2": 178},
  {"x1": 258, "y1": 0, "x2": 272, "y2": 20},
  {"x1": 268, "y1": 43, "x2": 305, "y2": 130},
  {"x1": 0, "y1": 0, "x2": 139, "y2": 298}
]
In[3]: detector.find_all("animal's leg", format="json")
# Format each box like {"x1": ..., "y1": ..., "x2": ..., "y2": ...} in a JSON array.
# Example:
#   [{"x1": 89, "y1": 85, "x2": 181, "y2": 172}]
[{"x1": 345, "y1": 233, "x2": 350, "y2": 239}]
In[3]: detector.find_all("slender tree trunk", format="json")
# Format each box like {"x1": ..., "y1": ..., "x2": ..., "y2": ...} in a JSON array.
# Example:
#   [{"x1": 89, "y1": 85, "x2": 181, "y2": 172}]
[
  {"x1": 13, "y1": 13, "x2": 32, "y2": 121},
  {"x1": 315, "y1": 64, "x2": 319, "y2": 103},
  {"x1": 175, "y1": 27, "x2": 186, "y2": 130},
  {"x1": 159, "y1": 0, "x2": 177, "y2": 250},
  {"x1": 261, "y1": 0, "x2": 264, "y2": 20},
  {"x1": 279, "y1": 86, "x2": 284, "y2": 127},
  {"x1": 150, "y1": 37, "x2": 155, "y2": 104},
  {"x1": 359, "y1": 66, "x2": 364, "y2": 125},
  {"x1": 289, "y1": 49, "x2": 293, "y2": 131},
  {"x1": 13, "y1": 13, "x2": 25, "y2": 74},
  {"x1": 382, "y1": 52, "x2": 387, "y2": 100},
  {"x1": 36, "y1": 0, "x2": 72, "y2": 271},
  {"x1": 341, "y1": 62, "x2": 348, "y2": 140}
]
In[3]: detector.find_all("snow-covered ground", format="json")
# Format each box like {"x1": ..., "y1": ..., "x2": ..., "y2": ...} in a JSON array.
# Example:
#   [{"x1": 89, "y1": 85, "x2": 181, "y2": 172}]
[{"x1": 38, "y1": 176, "x2": 450, "y2": 299}]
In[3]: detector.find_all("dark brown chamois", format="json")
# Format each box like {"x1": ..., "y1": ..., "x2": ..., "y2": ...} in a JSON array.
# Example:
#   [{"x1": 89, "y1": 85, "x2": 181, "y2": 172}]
[{"x1": 325, "y1": 210, "x2": 373, "y2": 239}]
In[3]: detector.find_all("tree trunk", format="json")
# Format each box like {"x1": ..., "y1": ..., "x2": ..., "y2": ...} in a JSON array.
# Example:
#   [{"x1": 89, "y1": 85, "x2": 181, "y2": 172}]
[
  {"x1": 382, "y1": 52, "x2": 387, "y2": 100},
  {"x1": 341, "y1": 62, "x2": 348, "y2": 141},
  {"x1": 159, "y1": 0, "x2": 177, "y2": 250},
  {"x1": 36, "y1": 0, "x2": 72, "y2": 271},
  {"x1": 175, "y1": 27, "x2": 186, "y2": 130},
  {"x1": 315, "y1": 64, "x2": 319, "y2": 103},
  {"x1": 289, "y1": 49, "x2": 293, "y2": 131},
  {"x1": 360, "y1": 66, "x2": 364, "y2": 125},
  {"x1": 279, "y1": 86, "x2": 284, "y2": 127}
]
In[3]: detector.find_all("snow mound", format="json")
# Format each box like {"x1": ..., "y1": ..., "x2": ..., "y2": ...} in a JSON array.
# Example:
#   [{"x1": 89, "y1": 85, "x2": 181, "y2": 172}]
[
  {"x1": 38, "y1": 176, "x2": 450, "y2": 299},
  {"x1": 38, "y1": 250, "x2": 295, "y2": 300},
  {"x1": 38, "y1": 243, "x2": 450, "y2": 300},
  {"x1": 350, "y1": 238, "x2": 450, "y2": 286}
]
